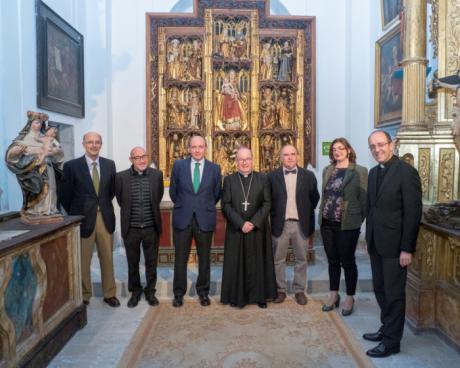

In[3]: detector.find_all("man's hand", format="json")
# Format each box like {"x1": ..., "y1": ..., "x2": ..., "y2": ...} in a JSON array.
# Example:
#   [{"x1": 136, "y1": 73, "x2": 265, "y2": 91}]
[
  {"x1": 242, "y1": 221, "x2": 254, "y2": 234},
  {"x1": 400, "y1": 251, "x2": 412, "y2": 267}
]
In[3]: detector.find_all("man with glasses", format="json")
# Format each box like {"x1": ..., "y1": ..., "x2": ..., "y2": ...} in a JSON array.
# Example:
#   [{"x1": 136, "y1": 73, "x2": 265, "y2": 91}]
[
  {"x1": 115, "y1": 147, "x2": 164, "y2": 307},
  {"x1": 61, "y1": 132, "x2": 120, "y2": 307},
  {"x1": 169, "y1": 134, "x2": 222, "y2": 307},
  {"x1": 364, "y1": 130, "x2": 422, "y2": 357}
]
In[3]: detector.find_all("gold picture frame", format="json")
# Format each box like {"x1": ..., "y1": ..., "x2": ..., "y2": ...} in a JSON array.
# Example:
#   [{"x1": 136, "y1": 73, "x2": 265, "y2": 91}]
[
  {"x1": 380, "y1": 0, "x2": 402, "y2": 31},
  {"x1": 374, "y1": 25, "x2": 403, "y2": 127}
]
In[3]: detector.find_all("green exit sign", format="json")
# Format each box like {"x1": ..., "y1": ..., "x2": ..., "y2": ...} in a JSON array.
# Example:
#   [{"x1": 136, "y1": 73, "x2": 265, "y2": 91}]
[{"x1": 322, "y1": 142, "x2": 332, "y2": 156}]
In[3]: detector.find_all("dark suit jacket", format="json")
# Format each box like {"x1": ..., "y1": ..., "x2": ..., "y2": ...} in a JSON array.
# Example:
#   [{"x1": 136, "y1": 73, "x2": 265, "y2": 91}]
[
  {"x1": 169, "y1": 157, "x2": 222, "y2": 231},
  {"x1": 61, "y1": 156, "x2": 116, "y2": 238},
  {"x1": 268, "y1": 166, "x2": 320, "y2": 238},
  {"x1": 366, "y1": 156, "x2": 422, "y2": 258},
  {"x1": 115, "y1": 167, "x2": 164, "y2": 239}
]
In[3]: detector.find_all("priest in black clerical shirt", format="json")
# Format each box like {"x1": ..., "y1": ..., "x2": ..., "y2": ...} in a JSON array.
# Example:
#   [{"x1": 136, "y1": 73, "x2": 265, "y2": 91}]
[{"x1": 220, "y1": 146, "x2": 277, "y2": 308}]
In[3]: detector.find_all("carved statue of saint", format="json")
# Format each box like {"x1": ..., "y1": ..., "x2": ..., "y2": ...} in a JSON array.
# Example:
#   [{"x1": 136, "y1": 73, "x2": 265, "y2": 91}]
[
  {"x1": 260, "y1": 42, "x2": 273, "y2": 80},
  {"x1": 167, "y1": 39, "x2": 183, "y2": 80},
  {"x1": 169, "y1": 133, "x2": 185, "y2": 172},
  {"x1": 276, "y1": 88, "x2": 291, "y2": 129},
  {"x1": 187, "y1": 92, "x2": 201, "y2": 129},
  {"x1": 219, "y1": 24, "x2": 231, "y2": 58},
  {"x1": 232, "y1": 25, "x2": 247, "y2": 59},
  {"x1": 433, "y1": 69, "x2": 460, "y2": 152},
  {"x1": 261, "y1": 135, "x2": 275, "y2": 172},
  {"x1": 261, "y1": 88, "x2": 276, "y2": 129},
  {"x1": 185, "y1": 39, "x2": 202, "y2": 80},
  {"x1": 5, "y1": 111, "x2": 64, "y2": 223},
  {"x1": 167, "y1": 90, "x2": 185, "y2": 128},
  {"x1": 216, "y1": 70, "x2": 246, "y2": 130},
  {"x1": 277, "y1": 41, "x2": 293, "y2": 82}
]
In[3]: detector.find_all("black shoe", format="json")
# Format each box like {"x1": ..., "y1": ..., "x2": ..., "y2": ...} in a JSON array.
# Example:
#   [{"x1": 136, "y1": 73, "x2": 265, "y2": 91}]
[
  {"x1": 257, "y1": 302, "x2": 267, "y2": 309},
  {"x1": 363, "y1": 328, "x2": 384, "y2": 342},
  {"x1": 322, "y1": 294, "x2": 340, "y2": 312},
  {"x1": 172, "y1": 295, "x2": 183, "y2": 307},
  {"x1": 127, "y1": 291, "x2": 142, "y2": 308},
  {"x1": 366, "y1": 343, "x2": 400, "y2": 358},
  {"x1": 103, "y1": 297, "x2": 121, "y2": 308},
  {"x1": 145, "y1": 294, "x2": 159, "y2": 306},
  {"x1": 199, "y1": 294, "x2": 211, "y2": 307},
  {"x1": 341, "y1": 298, "x2": 354, "y2": 316},
  {"x1": 83, "y1": 300, "x2": 90, "y2": 306}
]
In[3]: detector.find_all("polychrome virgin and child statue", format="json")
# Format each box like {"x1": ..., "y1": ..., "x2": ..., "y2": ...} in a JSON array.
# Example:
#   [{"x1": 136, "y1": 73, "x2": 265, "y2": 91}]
[{"x1": 5, "y1": 111, "x2": 64, "y2": 223}]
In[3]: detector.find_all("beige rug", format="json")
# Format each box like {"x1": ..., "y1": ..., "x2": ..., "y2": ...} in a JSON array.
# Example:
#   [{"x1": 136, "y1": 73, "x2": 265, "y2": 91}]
[{"x1": 119, "y1": 298, "x2": 373, "y2": 368}]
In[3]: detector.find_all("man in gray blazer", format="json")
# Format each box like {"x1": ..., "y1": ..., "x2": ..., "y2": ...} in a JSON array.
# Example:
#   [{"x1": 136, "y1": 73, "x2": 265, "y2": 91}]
[{"x1": 115, "y1": 147, "x2": 164, "y2": 307}]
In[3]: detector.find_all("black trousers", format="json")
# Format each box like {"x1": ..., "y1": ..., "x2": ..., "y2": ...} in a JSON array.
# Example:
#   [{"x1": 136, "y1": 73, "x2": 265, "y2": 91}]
[
  {"x1": 320, "y1": 219, "x2": 360, "y2": 295},
  {"x1": 173, "y1": 215, "x2": 213, "y2": 297},
  {"x1": 370, "y1": 248, "x2": 407, "y2": 348},
  {"x1": 124, "y1": 226, "x2": 159, "y2": 295}
]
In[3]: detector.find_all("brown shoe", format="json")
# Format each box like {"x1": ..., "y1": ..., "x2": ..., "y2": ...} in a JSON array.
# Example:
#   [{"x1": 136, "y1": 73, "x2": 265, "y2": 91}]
[
  {"x1": 273, "y1": 292, "x2": 286, "y2": 304},
  {"x1": 295, "y1": 292, "x2": 307, "y2": 305}
]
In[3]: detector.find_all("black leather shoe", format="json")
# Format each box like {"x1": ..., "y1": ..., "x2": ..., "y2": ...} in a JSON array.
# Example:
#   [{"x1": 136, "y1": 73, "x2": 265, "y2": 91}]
[
  {"x1": 127, "y1": 292, "x2": 142, "y2": 308},
  {"x1": 366, "y1": 343, "x2": 400, "y2": 358},
  {"x1": 363, "y1": 328, "x2": 384, "y2": 342},
  {"x1": 172, "y1": 295, "x2": 183, "y2": 307},
  {"x1": 199, "y1": 294, "x2": 211, "y2": 307},
  {"x1": 83, "y1": 300, "x2": 90, "y2": 306},
  {"x1": 103, "y1": 297, "x2": 121, "y2": 308},
  {"x1": 341, "y1": 298, "x2": 354, "y2": 316},
  {"x1": 257, "y1": 302, "x2": 267, "y2": 309},
  {"x1": 145, "y1": 294, "x2": 159, "y2": 306}
]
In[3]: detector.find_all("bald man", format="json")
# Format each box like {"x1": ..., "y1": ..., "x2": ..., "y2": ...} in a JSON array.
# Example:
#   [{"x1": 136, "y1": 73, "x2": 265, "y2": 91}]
[
  {"x1": 115, "y1": 147, "x2": 164, "y2": 307},
  {"x1": 61, "y1": 132, "x2": 120, "y2": 307}
]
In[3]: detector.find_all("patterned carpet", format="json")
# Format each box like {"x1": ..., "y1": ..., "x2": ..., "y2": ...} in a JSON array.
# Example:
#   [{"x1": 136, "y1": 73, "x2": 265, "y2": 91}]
[{"x1": 119, "y1": 298, "x2": 373, "y2": 368}]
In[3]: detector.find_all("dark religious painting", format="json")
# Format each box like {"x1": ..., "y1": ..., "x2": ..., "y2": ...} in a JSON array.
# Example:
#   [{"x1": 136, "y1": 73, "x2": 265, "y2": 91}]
[
  {"x1": 375, "y1": 26, "x2": 403, "y2": 126},
  {"x1": 36, "y1": 0, "x2": 85, "y2": 118},
  {"x1": 146, "y1": 0, "x2": 316, "y2": 178},
  {"x1": 381, "y1": 0, "x2": 402, "y2": 30}
]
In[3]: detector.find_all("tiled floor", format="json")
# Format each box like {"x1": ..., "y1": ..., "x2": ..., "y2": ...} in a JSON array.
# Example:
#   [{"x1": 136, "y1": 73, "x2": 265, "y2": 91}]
[
  {"x1": 49, "y1": 238, "x2": 459, "y2": 367},
  {"x1": 49, "y1": 293, "x2": 459, "y2": 368}
]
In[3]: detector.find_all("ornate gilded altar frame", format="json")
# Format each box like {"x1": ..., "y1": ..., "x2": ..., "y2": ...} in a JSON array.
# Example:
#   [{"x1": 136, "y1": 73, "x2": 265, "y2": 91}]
[{"x1": 146, "y1": 0, "x2": 316, "y2": 179}]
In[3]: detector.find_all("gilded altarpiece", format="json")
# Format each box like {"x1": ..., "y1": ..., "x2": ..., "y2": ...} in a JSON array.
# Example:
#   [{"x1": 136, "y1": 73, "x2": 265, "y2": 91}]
[{"x1": 146, "y1": 0, "x2": 316, "y2": 179}]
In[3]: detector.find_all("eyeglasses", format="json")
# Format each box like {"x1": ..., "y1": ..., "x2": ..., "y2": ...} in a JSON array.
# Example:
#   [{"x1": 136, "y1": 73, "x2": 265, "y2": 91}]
[
  {"x1": 237, "y1": 158, "x2": 252, "y2": 163},
  {"x1": 131, "y1": 155, "x2": 148, "y2": 161},
  {"x1": 369, "y1": 142, "x2": 390, "y2": 151}
]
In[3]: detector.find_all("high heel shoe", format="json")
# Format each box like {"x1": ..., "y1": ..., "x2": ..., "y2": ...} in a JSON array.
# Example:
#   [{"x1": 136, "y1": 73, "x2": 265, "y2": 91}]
[
  {"x1": 321, "y1": 294, "x2": 340, "y2": 312},
  {"x1": 341, "y1": 298, "x2": 354, "y2": 316}
]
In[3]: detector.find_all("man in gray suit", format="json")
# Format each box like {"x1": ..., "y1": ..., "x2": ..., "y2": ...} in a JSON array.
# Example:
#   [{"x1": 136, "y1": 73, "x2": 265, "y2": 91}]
[{"x1": 115, "y1": 147, "x2": 164, "y2": 307}]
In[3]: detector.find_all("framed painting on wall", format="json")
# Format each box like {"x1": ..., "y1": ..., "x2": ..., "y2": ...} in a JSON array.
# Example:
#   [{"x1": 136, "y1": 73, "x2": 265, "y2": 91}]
[
  {"x1": 381, "y1": 0, "x2": 402, "y2": 30},
  {"x1": 374, "y1": 26, "x2": 403, "y2": 127},
  {"x1": 36, "y1": 0, "x2": 85, "y2": 118}
]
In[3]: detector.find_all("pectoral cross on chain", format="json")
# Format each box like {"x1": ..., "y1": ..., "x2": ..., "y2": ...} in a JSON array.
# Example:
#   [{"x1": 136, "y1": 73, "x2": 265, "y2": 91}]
[{"x1": 242, "y1": 200, "x2": 250, "y2": 211}]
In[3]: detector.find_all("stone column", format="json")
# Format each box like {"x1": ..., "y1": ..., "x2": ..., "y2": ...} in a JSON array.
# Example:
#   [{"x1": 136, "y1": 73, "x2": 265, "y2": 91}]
[{"x1": 400, "y1": 0, "x2": 428, "y2": 131}]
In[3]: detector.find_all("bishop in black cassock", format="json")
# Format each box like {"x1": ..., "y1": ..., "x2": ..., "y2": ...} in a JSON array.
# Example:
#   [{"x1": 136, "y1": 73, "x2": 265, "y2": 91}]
[{"x1": 220, "y1": 147, "x2": 277, "y2": 308}]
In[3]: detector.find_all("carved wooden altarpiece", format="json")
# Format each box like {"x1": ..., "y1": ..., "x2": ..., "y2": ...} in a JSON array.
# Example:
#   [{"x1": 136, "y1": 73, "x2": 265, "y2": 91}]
[{"x1": 146, "y1": 0, "x2": 316, "y2": 178}]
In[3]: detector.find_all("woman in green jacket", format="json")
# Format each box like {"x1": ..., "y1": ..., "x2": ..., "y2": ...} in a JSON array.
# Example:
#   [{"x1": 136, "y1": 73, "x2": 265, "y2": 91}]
[{"x1": 319, "y1": 137, "x2": 367, "y2": 316}]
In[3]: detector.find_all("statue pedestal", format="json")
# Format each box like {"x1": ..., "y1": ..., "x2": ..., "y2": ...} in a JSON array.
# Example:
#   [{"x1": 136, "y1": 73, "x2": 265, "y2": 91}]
[{"x1": 0, "y1": 215, "x2": 86, "y2": 368}]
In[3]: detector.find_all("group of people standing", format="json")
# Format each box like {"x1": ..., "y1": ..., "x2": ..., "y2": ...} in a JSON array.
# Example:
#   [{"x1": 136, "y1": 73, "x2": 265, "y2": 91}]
[{"x1": 58, "y1": 129, "x2": 421, "y2": 359}]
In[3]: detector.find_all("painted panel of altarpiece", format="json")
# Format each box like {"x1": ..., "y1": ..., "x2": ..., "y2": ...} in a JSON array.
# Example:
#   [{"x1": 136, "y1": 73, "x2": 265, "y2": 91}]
[{"x1": 147, "y1": 0, "x2": 316, "y2": 178}]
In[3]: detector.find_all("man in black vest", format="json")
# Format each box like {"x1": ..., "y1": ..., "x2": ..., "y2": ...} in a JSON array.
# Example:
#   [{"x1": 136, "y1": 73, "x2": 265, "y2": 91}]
[
  {"x1": 115, "y1": 147, "x2": 164, "y2": 307},
  {"x1": 364, "y1": 130, "x2": 422, "y2": 358}
]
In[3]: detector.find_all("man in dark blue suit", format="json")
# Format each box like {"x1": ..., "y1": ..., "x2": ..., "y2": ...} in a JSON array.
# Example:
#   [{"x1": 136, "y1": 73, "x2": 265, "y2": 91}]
[
  {"x1": 169, "y1": 134, "x2": 222, "y2": 307},
  {"x1": 60, "y1": 132, "x2": 120, "y2": 307}
]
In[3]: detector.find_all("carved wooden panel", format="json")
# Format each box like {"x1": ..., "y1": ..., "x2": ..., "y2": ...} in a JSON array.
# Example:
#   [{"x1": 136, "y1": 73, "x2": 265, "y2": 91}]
[
  {"x1": 146, "y1": 0, "x2": 316, "y2": 178},
  {"x1": 418, "y1": 147, "x2": 431, "y2": 200},
  {"x1": 437, "y1": 148, "x2": 455, "y2": 201}
]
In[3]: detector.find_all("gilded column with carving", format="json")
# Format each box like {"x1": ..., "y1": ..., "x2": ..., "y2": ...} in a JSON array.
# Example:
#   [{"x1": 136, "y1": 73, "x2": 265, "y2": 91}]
[{"x1": 401, "y1": 0, "x2": 428, "y2": 131}]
